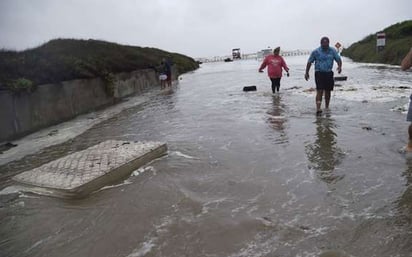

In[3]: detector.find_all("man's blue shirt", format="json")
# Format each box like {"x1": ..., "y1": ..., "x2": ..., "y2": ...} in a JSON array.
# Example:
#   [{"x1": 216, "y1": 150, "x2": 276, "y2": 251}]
[{"x1": 308, "y1": 47, "x2": 341, "y2": 72}]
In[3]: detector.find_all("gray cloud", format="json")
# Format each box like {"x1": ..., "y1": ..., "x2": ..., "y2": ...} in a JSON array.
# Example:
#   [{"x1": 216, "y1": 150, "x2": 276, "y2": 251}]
[{"x1": 1, "y1": 0, "x2": 411, "y2": 58}]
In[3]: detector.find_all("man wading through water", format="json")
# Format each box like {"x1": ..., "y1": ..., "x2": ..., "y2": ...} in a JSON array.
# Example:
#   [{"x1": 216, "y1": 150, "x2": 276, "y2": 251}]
[{"x1": 305, "y1": 37, "x2": 342, "y2": 115}]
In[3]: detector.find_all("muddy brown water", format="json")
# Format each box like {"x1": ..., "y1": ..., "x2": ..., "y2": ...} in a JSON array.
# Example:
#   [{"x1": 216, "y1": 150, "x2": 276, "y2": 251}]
[{"x1": 1, "y1": 57, "x2": 412, "y2": 257}]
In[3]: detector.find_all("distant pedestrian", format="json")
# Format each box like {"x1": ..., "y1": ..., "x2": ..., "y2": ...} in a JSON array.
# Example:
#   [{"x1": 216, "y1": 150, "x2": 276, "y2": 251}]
[
  {"x1": 159, "y1": 60, "x2": 168, "y2": 89},
  {"x1": 305, "y1": 37, "x2": 342, "y2": 115},
  {"x1": 163, "y1": 57, "x2": 172, "y2": 87},
  {"x1": 159, "y1": 73, "x2": 167, "y2": 89},
  {"x1": 401, "y1": 47, "x2": 412, "y2": 152},
  {"x1": 259, "y1": 47, "x2": 289, "y2": 93}
]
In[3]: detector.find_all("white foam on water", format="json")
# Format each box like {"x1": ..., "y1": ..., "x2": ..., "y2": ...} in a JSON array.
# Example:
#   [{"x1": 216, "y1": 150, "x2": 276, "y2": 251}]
[
  {"x1": 124, "y1": 214, "x2": 177, "y2": 257},
  {"x1": 132, "y1": 166, "x2": 155, "y2": 177},
  {"x1": 170, "y1": 151, "x2": 197, "y2": 159},
  {"x1": 293, "y1": 83, "x2": 409, "y2": 103},
  {"x1": 201, "y1": 197, "x2": 228, "y2": 215},
  {"x1": 283, "y1": 171, "x2": 301, "y2": 186},
  {"x1": 24, "y1": 236, "x2": 52, "y2": 254},
  {"x1": 391, "y1": 102, "x2": 409, "y2": 114},
  {"x1": 231, "y1": 204, "x2": 248, "y2": 216},
  {"x1": 246, "y1": 205, "x2": 259, "y2": 216},
  {"x1": 267, "y1": 115, "x2": 286, "y2": 119},
  {"x1": 0, "y1": 186, "x2": 40, "y2": 199},
  {"x1": 307, "y1": 226, "x2": 330, "y2": 238},
  {"x1": 125, "y1": 238, "x2": 156, "y2": 257},
  {"x1": 353, "y1": 179, "x2": 385, "y2": 197},
  {"x1": 296, "y1": 251, "x2": 322, "y2": 257},
  {"x1": 281, "y1": 191, "x2": 298, "y2": 209},
  {"x1": 0, "y1": 185, "x2": 22, "y2": 195},
  {"x1": 227, "y1": 235, "x2": 274, "y2": 257},
  {"x1": 326, "y1": 206, "x2": 386, "y2": 222},
  {"x1": 19, "y1": 194, "x2": 39, "y2": 199},
  {"x1": 99, "y1": 180, "x2": 133, "y2": 191},
  {"x1": 219, "y1": 141, "x2": 233, "y2": 151},
  {"x1": 287, "y1": 57, "x2": 409, "y2": 104}
]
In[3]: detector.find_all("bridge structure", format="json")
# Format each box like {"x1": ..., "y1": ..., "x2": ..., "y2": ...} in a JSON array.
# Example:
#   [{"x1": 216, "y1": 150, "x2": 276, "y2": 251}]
[{"x1": 196, "y1": 49, "x2": 311, "y2": 63}]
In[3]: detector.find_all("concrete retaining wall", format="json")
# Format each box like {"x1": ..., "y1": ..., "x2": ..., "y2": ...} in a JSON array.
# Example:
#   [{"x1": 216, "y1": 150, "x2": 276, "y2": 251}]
[{"x1": 0, "y1": 68, "x2": 165, "y2": 143}]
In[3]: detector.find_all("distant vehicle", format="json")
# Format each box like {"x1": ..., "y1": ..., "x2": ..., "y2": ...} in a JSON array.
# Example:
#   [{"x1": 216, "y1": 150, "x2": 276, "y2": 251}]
[
  {"x1": 232, "y1": 48, "x2": 241, "y2": 59},
  {"x1": 224, "y1": 58, "x2": 233, "y2": 62},
  {"x1": 256, "y1": 48, "x2": 272, "y2": 60}
]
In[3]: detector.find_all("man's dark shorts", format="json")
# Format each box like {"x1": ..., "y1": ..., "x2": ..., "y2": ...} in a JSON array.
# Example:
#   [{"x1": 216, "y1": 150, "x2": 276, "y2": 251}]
[{"x1": 315, "y1": 71, "x2": 334, "y2": 91}]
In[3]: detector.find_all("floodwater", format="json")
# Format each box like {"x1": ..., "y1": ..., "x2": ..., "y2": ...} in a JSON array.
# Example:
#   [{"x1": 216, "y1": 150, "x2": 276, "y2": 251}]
[{"x1": 1, "y1": 56, "x2": 412, "y2": 257}]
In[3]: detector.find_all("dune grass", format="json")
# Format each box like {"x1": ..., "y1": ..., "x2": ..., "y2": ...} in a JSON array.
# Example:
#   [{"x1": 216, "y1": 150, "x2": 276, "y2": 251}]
[
  {"x1": 342, "y1": 20, "x2": 412, "y2": 65},
  {"x1": 0, "y1": 38, "x2": 199, "y2": 91}
]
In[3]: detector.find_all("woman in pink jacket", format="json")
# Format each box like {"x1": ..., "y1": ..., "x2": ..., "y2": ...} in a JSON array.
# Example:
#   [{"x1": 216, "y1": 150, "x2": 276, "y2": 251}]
[{"x1": 259, "y1": 47, "x2": 289, "y2": 93}]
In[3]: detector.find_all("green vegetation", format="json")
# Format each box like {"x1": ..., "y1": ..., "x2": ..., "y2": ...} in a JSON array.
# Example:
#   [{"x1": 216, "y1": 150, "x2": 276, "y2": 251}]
[
  {"x1": 342, "y1": 20, "x2": 412, "y2": 65},
  {"x1": 0, "y1": 38, "x2": 199, "y2": 91},
  {"x1": 6, "y1": 78, "x2": 34, "y2": 93}
]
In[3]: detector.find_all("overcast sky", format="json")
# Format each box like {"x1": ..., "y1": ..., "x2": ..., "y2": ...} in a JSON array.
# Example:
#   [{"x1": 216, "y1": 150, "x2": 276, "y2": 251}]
[{"x1": 0, "y1": 0, "x2": 411, "y2": 58}]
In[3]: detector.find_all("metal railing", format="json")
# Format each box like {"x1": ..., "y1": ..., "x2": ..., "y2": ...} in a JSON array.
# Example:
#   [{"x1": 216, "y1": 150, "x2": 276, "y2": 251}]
[{"x1": 196, "y1": 49, "x2": 311, "y2": 63}]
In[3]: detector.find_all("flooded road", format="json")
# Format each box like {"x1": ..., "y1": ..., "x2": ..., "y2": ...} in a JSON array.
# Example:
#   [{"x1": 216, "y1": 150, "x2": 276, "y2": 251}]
[{"x1": 1, "y1": 56, "x2": 412, "y2": 257}]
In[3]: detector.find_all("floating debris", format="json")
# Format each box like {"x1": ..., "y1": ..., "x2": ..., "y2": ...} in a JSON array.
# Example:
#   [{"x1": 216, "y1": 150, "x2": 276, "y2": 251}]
[{"x1": 13, "y1": 140, "x2": 167, "y2": 199}]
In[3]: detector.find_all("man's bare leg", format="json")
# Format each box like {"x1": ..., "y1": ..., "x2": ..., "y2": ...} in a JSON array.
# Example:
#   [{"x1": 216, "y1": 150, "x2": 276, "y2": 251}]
[
  {"x1": 316, "y1": 90, "x2": 323, "y2": 113},
  {"x1": 325, "y1": 90, "x2": 331, "y2": 110}
]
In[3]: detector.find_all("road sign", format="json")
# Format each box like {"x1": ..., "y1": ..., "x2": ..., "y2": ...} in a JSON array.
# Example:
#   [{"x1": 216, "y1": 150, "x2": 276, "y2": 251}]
[
  {"x1": 335, "y1": 42, "x2": 341, "y2": 49},
  {"x1": 376, "y1": 32, "x2": 386, "y2": 52}
]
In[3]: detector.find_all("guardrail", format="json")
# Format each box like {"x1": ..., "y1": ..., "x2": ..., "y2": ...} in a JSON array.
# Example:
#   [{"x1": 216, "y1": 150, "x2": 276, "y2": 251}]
[{"x1": 196, "y1": 50, "x2": 311, "y2": 63}]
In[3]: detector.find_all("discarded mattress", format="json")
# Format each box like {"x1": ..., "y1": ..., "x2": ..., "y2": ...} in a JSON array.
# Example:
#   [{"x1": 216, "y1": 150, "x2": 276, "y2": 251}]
[{"x1": 13, "y1": 140, "x2": 167, "y2": 198}]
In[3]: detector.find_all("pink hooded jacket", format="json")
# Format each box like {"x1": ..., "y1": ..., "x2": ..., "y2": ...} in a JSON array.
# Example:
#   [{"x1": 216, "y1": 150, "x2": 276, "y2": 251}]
[{"x1": 259, "y1": 55, "x2": 289, "y2": 78}]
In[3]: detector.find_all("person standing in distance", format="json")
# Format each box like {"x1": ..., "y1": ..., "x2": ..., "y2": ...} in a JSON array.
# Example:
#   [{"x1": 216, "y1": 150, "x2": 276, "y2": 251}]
[
  {"x1": 401, "y1": 47, "x2": 412, "y2": 151},
  {"x1": 305, "y1": 37, "x2": 342, "y2": 115},
  {"x1": 163, "y1": 57, "x2": 172, "y2": 87},
  {"x1": 259, "y1": 47, "x2": 289, "y2": 93}
]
